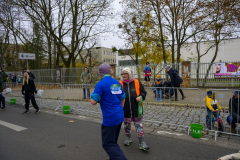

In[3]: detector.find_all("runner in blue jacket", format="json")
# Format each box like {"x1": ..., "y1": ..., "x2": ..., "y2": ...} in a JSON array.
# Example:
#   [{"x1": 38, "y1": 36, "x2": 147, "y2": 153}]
[{"x1": 91, "y1": 63, "x2": 127, "y2": 160}]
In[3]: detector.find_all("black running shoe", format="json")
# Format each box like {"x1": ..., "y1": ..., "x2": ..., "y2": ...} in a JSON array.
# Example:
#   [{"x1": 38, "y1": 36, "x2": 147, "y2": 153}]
[
  {"x1": 23, "y1": 110, "x2": 29, "y2": 114},
  {"x1": 1, "y1": 107, "x2": 5, "y2": 110},
  {"x1": 35, "y1": 109, "x2": 40, "y2": 114}
]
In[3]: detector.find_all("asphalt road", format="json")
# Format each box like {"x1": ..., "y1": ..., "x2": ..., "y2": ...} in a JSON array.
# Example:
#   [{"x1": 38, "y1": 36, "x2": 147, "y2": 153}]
[{"x1": 0, "y1": 104, "x2": 237, "y2": 160}]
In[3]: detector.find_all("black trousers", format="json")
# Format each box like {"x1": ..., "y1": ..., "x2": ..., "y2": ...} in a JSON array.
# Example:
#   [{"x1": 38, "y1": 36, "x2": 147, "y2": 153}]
[
  {"x1": 101, "y1": 122, "x2": 127, "y2": 160},
  {"x1": 25, "y1": 91, "x2": 39, "y2": 110},
  {"x1": 0, "y1": 94, "x2": 5, "y2": 108},
  {"x1": 174, "y1": 84, "x2": 184, "y2": 99}
]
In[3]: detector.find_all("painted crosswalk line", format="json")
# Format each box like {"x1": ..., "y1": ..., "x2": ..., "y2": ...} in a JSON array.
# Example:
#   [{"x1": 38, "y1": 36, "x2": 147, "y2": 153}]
[{"x1": 0, "y1": 120, "x2": 27, "y2": 132}]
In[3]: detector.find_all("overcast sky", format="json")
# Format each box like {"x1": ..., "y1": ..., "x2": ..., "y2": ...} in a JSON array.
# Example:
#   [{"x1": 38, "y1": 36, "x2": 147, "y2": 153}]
[{"x1": 100, "y1": 0, "x2": 125, "y2": 49}]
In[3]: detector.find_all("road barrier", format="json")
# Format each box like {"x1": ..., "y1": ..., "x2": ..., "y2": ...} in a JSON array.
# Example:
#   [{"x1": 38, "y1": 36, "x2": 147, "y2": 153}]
[{"x1": 203, "y1": 89, "x2": 240, "y2": 140}]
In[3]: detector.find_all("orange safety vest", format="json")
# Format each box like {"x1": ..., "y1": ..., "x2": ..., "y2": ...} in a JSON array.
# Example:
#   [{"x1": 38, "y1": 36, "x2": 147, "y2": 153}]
[{"x1": 119, "y1": 79, "x2": 140, "y2": 96}]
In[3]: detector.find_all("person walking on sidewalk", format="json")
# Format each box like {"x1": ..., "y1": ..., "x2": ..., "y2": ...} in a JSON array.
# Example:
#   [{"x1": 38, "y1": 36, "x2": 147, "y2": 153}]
[
  {"x1": 91, "y1": 63, "x2": 127, "y2": 160},
  {"x1": 81, "y1": 67, "x2": 91, "y2": 99},
  {"x1": 0, "y1": 74, "x2": 6, "y2": 109},
  {"x1": 227, "y1": 89, "x2": 240, "y2": 133},
  {"x1": 165, "y1": 65, "x2": 185, "y2": 101},
  {"x1": 120, "y1": 67, "x2": 149, "y2": 151},
  {"x1": 22, "y1": 72, "x2": 40, "y2": 114}
]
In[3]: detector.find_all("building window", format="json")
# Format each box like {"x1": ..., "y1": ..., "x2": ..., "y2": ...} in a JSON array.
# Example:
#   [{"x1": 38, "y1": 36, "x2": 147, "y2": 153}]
[
  {"x1": 104, "y1": 51, "x2": 105, "y2": 55},
  {"x1": 104, "y1": 58, "x2": 105, "y2": 62}
]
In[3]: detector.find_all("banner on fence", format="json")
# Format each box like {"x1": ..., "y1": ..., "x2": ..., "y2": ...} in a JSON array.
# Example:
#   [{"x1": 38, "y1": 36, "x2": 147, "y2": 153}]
[
  {"x1": 215, "y1": 63, "x2": 240, "y2": 77},
  {"x1": 182, "y1": 61, "x2": 191, "y2": 87}
]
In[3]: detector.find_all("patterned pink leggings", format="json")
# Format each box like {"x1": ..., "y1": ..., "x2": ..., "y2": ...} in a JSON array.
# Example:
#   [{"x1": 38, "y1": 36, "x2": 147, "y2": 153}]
[{"x1": 124, "y1": 122, "x2": 144, "y2": 137}]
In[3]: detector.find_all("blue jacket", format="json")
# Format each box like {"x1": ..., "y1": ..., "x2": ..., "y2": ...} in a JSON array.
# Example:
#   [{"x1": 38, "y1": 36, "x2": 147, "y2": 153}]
[
  {"x1": 167, "y1": 68, "x2": 183, "y2": 86},
  {"x1": 154, "y1": 79, "x2": 163, "y2": 87},
  {"x1": 91, "y1": 75, "x2": 125, "y2": 127}
]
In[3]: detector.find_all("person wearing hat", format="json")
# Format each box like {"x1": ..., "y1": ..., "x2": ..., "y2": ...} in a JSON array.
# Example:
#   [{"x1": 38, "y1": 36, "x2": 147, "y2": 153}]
[
  {"x1": 227, "y1": 89, "x2": 240, "y2": 133},
  {"x1": 165, "y1": 65, "x2": 185, "y2": 101},
  {"x1": 154, "y1": 75, "x2": 163, "y2": 101},
  {"x1": 142, "y1": 62, "x2": 152, "y2": 89},
  {"x1": 22, "y1": 71, "x2": 40, "y2": 114},
  {"x1": 27, "y1": 70, "x2": 35, "y2": 79},
  {"x1": 0, "y1": 74, "x2": 6, "y2": 109},
  {"x1": 204, "y1": 90, "x2": 222, "y2": 130},
  {"x1": 91, "y1": 63, "x2": 127, "y2": 160},
  {"x1": 119, "y1": 67, "x2": 149, "y2": 151}
]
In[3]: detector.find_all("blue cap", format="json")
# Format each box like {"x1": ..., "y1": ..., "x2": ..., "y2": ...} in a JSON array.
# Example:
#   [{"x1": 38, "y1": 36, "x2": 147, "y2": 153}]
[{"x1": 233, "y1": 89, "x2": 240, "y2": 95}]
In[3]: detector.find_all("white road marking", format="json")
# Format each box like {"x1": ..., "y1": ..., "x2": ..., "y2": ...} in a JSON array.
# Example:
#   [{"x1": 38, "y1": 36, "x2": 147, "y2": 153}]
[
  {"x1": 79, "y1": 116, "x2": 85, "y2": 118},
  {"x1": 157, "y1": 131, "x2": 183, "y2": 136},
  {"x1": 0, "y1": 120, "x2": 27, "y2": 132},
  {"x1": 200, "y1": 138, "x2": 208, "y2": 141}
]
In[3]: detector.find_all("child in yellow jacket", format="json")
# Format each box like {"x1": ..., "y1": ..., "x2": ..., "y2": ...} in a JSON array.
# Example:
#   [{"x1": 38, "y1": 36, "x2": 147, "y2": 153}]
[{"x1": 204, "y1": 90, "x2": 222, "y2": 130}]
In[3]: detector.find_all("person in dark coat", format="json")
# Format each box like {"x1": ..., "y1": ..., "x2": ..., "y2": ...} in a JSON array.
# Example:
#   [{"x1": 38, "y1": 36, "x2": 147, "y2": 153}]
[
  {"x1": 0, "y1": 74, "x2": 6, "y2": 109},
  {"x1": 11, "y1": 73, "x2": 17, "y2": 87},
  {"x1": 227, "y1": 89, "x2": 240, "y2": 133},
  {"x1": 22, "y1": 72, "x2": 39, "y2": 114},
  {"x1": 120, "y1": 67, "x2": 149, "y2": 151},
  {"x1": 27, "y1": 70, "x2": 35, "y2": 79},
  {"x1": 165, "y1": 65, "x2": 185, "y2": 101}
]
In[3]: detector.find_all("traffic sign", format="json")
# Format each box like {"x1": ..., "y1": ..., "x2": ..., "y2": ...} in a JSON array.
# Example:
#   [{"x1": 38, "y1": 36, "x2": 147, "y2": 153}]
[{"x1": 19, "y1": 53, "x2": 36, "y2": 60}]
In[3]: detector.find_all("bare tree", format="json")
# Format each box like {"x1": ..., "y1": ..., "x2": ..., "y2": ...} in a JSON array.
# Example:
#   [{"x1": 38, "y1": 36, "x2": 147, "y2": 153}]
[
  {"x1": 15, "y1": 0, "x2": 113, "y2": 69},
  {"x1": 202, "y1": 0, "x2": 240, "y2": 86}
]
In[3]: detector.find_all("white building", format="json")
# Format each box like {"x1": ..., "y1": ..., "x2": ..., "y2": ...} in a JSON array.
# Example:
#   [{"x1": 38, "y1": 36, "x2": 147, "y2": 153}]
[
  {"x1": 116, "y1": 38, "x2": 240, "y2": 66},
  {"x1": 80, "y1": 47, "x2": 117, "y2": 64}
]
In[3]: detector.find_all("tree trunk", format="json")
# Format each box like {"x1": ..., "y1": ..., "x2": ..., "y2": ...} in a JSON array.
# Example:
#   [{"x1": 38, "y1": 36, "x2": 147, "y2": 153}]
[
  {"x1": 203, "y1": 41, "x2": 219, "y2": 87},
  {"x1": 176, "y1": 45, "x2": 181, "y2": 71},
  {"x1": 47, "y1": 36, "x2": 52, "y2": 69}
]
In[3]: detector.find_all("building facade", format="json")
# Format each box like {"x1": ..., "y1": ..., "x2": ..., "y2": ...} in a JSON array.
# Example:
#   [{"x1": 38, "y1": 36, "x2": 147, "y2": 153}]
[
  {"x1": 116, "y1": 38, "x2": 240, "y2": 66},
  {"x1": 80, "y1": 47, "x2": 117, "y2": 65}
]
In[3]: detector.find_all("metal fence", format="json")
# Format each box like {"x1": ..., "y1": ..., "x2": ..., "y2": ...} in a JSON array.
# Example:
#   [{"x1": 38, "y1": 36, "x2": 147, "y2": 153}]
[
  {"x1": 61, "y1": 67, "x2": 100, "y2": 84},
  {"x1": 202, "y1": 89, "x2": 240, "y2": 140},
  {"x1": 116, "y1": 61, "x2": 240, "y2": 87},
  {"x1": 6, "y1": 69, "x2": 58, "y2": 84},
  {"x1": 5, "y1": 61, "x2": 240, "y2": 87}
]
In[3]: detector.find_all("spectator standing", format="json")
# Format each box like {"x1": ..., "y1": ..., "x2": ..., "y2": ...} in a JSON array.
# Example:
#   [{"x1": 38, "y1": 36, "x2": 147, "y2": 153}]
[
  {"x1": 81, "y1": 67, "x2": 91, "y2": 99},
  {"x1": 0, "y1": 70, "x2": 8, "y2": 86},
  {"x1": 0, "y1": 74, "x2": 6, "y2": 109},
  {"x1": 27, "y1": 70, "x2": 35, "y2": 79},
  {"x1": 17, "y1": 75, "x2": 21, "y2": 85},
  {"x1": 91, "y1": 63, "x2": 127, "y2": 160},
  {"x1": 165, "y1": 65, "x2": 185, "y2": 101},
  {"x1": 12, "y1": 73, "x2": 17, "y2": 87},
  {"x1": 154, "y1": 75, "x2": 163, "y2": 102},
  {"x1": 227, "y1": 89, "x2": 240, "y2": 133},
  {"x1": 120, "y1": 67, "x2": 149, "y2": 150},
  {"x1": 22, "y1": 72, "x2": 40, "y2": 114}
]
